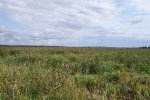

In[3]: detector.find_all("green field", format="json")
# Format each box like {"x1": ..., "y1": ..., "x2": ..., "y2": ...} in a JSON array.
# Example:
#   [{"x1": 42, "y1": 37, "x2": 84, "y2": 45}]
[{"x1": 0, "y1": 47, "x2": 150, "y2": 100}]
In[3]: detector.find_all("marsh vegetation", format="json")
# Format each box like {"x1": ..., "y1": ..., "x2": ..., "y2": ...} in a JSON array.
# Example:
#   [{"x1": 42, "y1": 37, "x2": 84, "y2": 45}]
[{"x1": 0, "y1": 47, "x2": 150, "y2": 100}]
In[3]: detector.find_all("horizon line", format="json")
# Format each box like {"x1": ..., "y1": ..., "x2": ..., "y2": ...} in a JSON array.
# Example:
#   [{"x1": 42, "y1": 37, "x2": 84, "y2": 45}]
[{"x1": 0, "y1": 45, "x2": 150, "y2": 48}]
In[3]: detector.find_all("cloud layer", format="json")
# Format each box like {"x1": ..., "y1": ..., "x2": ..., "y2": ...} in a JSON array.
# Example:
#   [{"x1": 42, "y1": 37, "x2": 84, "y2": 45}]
[{"x1": 0, "y1": 0, "x2": 150, "y2": 46}]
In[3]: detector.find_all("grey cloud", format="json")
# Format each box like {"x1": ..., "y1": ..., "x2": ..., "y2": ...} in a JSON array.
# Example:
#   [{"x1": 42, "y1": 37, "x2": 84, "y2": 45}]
[{"x1": 130, "y1": 19, "x2": 142, "y2": 25}]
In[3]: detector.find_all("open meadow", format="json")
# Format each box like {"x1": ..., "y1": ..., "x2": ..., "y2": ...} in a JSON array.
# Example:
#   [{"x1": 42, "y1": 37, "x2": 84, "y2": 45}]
[{"x1": 0, "y1": 47, "x2": 150, "y2": 100}]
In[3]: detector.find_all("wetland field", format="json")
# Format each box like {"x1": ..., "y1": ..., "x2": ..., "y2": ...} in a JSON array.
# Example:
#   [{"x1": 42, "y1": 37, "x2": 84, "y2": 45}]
[{"x1": 0, "y1": 47, "x2": 150, "y2": 100}]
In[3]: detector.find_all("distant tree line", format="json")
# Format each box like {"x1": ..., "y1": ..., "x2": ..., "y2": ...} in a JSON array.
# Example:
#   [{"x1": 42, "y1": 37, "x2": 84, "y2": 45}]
[{"x1": 139, "y1": 46, "x2": 150, "y2": 49}]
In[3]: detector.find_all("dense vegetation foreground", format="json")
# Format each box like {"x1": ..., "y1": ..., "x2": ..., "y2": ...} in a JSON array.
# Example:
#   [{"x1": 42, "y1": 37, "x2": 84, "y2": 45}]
[{"x1": 0, "y1": 47, "x2": 150, "y2": 100}]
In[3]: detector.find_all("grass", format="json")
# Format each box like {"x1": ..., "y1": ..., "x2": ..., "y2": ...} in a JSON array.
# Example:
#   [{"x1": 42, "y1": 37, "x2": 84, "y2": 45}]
[{"x1": 0, "y1": 47, "x2": 150, "y2": 100}]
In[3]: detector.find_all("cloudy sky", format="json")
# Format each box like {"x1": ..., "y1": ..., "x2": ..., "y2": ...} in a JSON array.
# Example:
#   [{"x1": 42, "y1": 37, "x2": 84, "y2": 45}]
[{"x1": 0, "y1": 0, "x2": 150, "y2": 47}]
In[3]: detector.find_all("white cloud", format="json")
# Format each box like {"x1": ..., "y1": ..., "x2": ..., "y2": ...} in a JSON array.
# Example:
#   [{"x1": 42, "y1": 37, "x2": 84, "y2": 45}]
[
  {"x1": 0, "y1": 0, "x2": 150, "y2": 46},
  {"x1": 99, "y1": 2, "x2": 116, "y2": 10},
  {"x1": 128, "y1": 0, "x2": 150, "y2": 13},
  {"x1": 0, "y1": 3, "x2": 3, "y2": 7}
]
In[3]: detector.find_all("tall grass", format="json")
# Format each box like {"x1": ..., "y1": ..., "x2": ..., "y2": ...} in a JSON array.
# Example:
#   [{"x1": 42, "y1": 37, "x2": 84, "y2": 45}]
[{"x1": 0, "y1": 47, "x2": 150, "y2": 99}]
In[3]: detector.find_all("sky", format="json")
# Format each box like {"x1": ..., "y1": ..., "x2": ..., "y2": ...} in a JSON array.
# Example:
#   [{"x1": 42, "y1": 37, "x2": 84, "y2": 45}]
[{"x1": 0, "y1": 0, "x2": 150, "y2": 47}]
